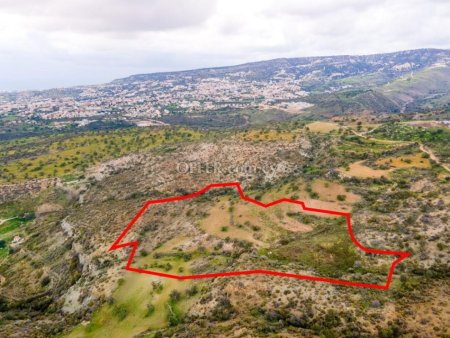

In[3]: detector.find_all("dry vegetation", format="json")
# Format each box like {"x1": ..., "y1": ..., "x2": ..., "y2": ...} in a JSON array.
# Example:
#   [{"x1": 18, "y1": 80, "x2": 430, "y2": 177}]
[{"x1": 0, "y1": 117, "x2": 448, "y2": 338}]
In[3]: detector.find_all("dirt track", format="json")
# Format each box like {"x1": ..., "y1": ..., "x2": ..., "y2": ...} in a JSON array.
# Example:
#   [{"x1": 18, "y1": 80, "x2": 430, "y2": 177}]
[{"x1": 420, "y1": 144, "x2": 450, "y2": 173}]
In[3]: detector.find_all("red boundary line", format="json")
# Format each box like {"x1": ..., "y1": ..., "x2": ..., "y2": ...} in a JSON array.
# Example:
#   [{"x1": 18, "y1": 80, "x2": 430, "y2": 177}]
[{"x1": 109, "y1": 182, "x2": 410, "y2": 290}]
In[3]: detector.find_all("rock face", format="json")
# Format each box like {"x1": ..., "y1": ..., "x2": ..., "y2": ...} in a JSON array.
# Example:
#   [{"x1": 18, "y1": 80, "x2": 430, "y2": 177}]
[
  {"x1": 60, "y1": 218, "x2": 74, "y2": 237},
  {"x1": 36, "y1": 203, "x2": 63, "y2": 216},
  {"x1": 0, "y1": 178, "x2": 60, "y2": 203}
]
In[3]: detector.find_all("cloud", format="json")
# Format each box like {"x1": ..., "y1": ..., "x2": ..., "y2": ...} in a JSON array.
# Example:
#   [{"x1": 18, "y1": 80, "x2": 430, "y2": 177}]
[
  {"x1": 0, "y1": 0, "x2": 448, "y2": 90},
  {"x1": 264, "y1": 0, "x2": 379, "y2": 17},
  {"x1": 0, "y1": 0, "x2": 217, "y2": 33}
]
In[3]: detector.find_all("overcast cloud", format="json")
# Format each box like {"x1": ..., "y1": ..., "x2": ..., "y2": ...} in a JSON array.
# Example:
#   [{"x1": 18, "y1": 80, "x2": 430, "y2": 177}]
[{"x1": 0, "y1": 0, "x2": 448, "y2": 91}]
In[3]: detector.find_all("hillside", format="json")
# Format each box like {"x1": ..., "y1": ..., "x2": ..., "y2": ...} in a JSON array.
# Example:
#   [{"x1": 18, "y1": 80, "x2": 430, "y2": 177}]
[
  {"x1": 115, "y1": 49, "x2": 447, "y2": 87},
  {"x1": 0, "y1": 114, "x2": 449, "y2": 337},
  {"x1": 114, "y1": 48, "x2": 450, "y2": 114},
  {"x1": 1, "y1": 49, "x2": 449, "y2": 142},
  {"x1": 0, "y1": 48, "x2": 449, "y2": 338},
  {"x1": 382, "y1": 64, "x2": 450, "y2": 112}
]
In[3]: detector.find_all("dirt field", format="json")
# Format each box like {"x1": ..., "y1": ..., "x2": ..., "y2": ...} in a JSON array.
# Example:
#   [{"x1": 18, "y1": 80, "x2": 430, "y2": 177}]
[
  {"x1": 200, "y1": 199, "x2": 271, "y2": 246},
  {"x1": 200, "y1": 196, "x2": 318, "y2": 244},
  {"x1": 311, "y1": 179, "x2": 360, "y2": 204},
  {"x1": 340, "y1": 153, "x2": 431, "y2": 178},
  {"x1": 305, "y1": 121, "x2": 340, "y2": 133},
  {"x1": 375, "y1": 153, "x2": 431, "y2": 169}
]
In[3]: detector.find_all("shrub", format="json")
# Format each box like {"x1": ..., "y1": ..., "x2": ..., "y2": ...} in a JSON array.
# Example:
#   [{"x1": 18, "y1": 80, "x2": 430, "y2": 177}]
[
  {"x1": 40, "y1": 276, "x2": 51, "y2": 287},
  {"x1": 167, "y1": 304, "x2": 182, "y2": 326},
  {"x1": 186, "y1": 285, "x2": 198, "y2": 297},
  {"x1": 169, "y1": 290, "x2": 181, "y2": 302},
  {"x1": 145, "y1": 303, "x2": 155, "y2": 317},
  {"x1": 378, "y1": 324, "x2": 402, "y2": 338},
  {"x1": 152, "y1": 281, "x2": 163, "y2": 293},
  {"x1": 337, "y1": 194, "x2": 346, "y2": 201},
  {"x1": 211, "y1": 296, "x2": 235, "y2": 321},
  {"x1": 309, "y1": 192, "x2": 319, "y2": 199},
  {"x1": 320, "y1": 309, "x2": 341, "y2": 329},
  {"x1": 112, "y1": 304, "x2": 128, "y2": 321}
]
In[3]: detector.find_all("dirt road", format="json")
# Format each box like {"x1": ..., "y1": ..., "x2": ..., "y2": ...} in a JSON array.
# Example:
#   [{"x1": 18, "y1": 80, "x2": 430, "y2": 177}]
[
  {"x1": 0, "y1": 217, "x2": 17, "y2": 226},
  {"x1": 420, "y1": 144, "x2": 450, "y2": 173}
]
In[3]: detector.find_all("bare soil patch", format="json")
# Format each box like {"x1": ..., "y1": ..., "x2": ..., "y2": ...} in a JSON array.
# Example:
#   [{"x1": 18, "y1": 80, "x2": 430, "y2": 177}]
[{"x1": 306, "y1": 121, "x2": 339, "y2": 133}]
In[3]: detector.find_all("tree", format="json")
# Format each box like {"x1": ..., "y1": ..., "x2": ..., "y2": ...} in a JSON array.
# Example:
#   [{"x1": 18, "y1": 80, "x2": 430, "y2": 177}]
[{"x1": 169, "y1": 289, "x2": 181, "y2": 302}]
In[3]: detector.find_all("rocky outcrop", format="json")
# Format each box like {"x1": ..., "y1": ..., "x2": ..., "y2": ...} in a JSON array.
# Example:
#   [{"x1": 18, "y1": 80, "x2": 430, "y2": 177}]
[{"x1": 0, "y1": 178, "x2": 60, "y2": 202}]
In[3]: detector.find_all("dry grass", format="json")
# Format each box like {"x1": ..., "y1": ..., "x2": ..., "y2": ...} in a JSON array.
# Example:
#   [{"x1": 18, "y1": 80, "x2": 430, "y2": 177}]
[
  {"x1": 305, "y1": 121, "x2": 339, "y2": 133},
  {"x1": 339, "y1": 160, "x2": 391, "y2": 178},
  {"x1": 375, "y1": 153, "x2": 431, "y2": 169},
  {"x1": 261, "y1": 179, "x2": 360, "y2": 213},
  {"x1": 311, "y1": 179, "x2": 360, "y2": 204},
  {"x1": 199, "y1": 198, "x2": 275, "y2": 246},
  {"x1": 339, "y1": 153, "x2": 431, "y2": 178},
  {"x1": 198, "y1": 190, "x2": 340, "y2": 246}
]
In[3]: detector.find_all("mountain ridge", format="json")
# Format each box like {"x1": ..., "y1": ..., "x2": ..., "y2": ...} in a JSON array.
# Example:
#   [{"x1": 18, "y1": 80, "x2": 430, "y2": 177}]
[{"x1": 113, "y1": 48, "x2": 449, "y2": 84}]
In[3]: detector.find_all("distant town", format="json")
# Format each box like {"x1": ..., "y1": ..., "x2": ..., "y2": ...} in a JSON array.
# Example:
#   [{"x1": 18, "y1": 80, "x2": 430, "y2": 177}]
[
  {"x1": 1, "y1": 48, "x2": 449, "y2": 132},
  {"x1": 0, "y1": 71, "x2": 310, "y2": 128}
]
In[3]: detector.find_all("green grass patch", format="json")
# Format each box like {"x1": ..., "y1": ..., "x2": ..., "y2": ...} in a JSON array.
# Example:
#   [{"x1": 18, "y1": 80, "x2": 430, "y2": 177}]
[
  {"x1": 272, "y1": 217, "x2": 360, "y2": 277},
  {"x1": 0, "y1": 237, "x2": 12, "y2": 258},
  {"x1": 0, "y1": 214, "x2": 35, "y2": 235}
]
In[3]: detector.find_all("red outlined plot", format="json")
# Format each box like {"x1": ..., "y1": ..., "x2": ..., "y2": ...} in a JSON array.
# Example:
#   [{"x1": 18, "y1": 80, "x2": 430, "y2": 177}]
[{"x1": 109, "y1": 182, "x2": 410, "y2": 290}]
